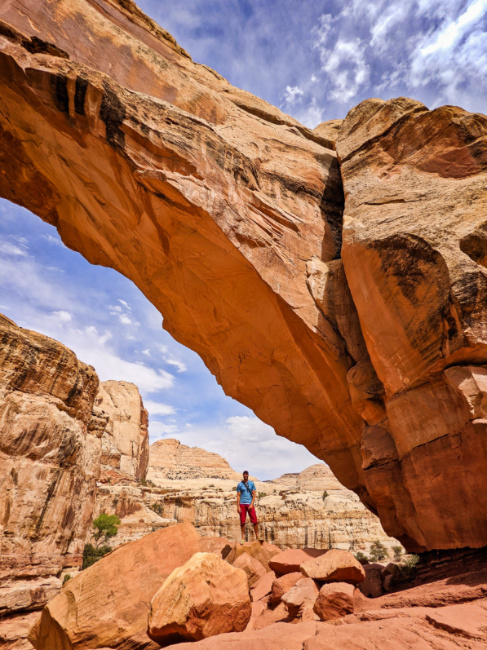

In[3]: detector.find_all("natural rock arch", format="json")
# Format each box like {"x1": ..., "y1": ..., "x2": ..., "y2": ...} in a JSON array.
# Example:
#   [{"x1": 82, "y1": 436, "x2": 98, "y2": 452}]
[{"x1": 1, "y1": 0, "x2": 487, "y2": 551}]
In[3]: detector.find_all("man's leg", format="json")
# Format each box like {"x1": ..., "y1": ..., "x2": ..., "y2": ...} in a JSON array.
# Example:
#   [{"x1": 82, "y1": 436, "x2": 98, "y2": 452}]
[
  {"x1": 249, "y1": 506, "x2": 260, "y2": 539},
  {"x1": 253, "y1": 522, "x2": 259, "y2": 539},
  {"x1": 239, "y1": 504, "x2": 246, "y2": 542}
]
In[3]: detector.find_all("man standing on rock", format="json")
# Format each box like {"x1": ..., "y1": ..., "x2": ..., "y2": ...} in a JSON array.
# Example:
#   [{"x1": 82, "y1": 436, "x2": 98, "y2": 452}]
[{"x1": 236, "y1": 470, "x2": 260, "y2": 543}]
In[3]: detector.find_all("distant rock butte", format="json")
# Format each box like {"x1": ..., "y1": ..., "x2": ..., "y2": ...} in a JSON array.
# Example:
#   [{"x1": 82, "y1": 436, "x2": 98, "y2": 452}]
[
  {"x1": 148, "y1": 439, "x2": 240, "y2": 481},
  {"x1": 0, "y1": 0, "x2": 486, "y2": 552}
]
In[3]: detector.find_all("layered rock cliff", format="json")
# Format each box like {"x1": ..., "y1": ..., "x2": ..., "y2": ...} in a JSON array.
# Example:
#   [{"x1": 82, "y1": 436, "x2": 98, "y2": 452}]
[
  {"x1": 0, "y1": 314, "x2": 103, "y2": 617},
  {"x1": 95, "y1": 439, "x2": 398, "y2": 553},
  {"x1": 0, "y1": 0, "x2": 486, "y2": 551}
]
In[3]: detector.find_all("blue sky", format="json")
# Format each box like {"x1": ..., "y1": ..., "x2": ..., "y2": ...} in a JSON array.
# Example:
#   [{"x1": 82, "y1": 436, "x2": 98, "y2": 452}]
[{"x1": 1, "y1": 0, "x2": 486, "y2": 479}]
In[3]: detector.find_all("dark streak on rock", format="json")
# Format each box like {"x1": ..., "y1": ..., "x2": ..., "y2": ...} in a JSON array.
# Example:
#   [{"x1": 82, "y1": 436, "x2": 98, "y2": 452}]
[
  {"x1": 100, "y1": 84, "x2": 126, "y2": 151},
  {"x1": 52, "y1": 74, "x2": 69, "y2": 114},
  {"x1": 74, "y1": 77, "x2": 88, "y2": 116}
]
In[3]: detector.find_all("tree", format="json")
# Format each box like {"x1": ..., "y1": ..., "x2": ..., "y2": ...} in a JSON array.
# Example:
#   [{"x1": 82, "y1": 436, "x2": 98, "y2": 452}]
[
  {"x1": 369, "y1": 540, "x2": 387, "y2": 562},
  {"x1": 82, "y1": 513, "x2": 121, "y2": 570},
  {"x1": 322, "y1": 490, "x2": 329, "y2": 500},
  {"x1": 92, "y1": 513, "x2": 121, "y2": 548}
]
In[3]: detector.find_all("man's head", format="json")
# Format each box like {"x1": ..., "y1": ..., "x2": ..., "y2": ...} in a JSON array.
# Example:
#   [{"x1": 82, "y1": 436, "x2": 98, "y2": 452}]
[{"x1": 243, "y1": 471, "x2": 249, "y2": 482}]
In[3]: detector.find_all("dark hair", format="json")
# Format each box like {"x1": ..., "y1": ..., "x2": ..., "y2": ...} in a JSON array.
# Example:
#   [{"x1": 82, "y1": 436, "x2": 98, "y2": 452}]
[{"x1": 243, "y1": 470, "x2": 249, "y2": 475}]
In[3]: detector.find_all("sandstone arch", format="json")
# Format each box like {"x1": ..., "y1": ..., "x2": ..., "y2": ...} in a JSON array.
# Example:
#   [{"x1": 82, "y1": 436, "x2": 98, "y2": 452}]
[{"x1": 1, "y1": 0, "x2": 486, "y2": 551}]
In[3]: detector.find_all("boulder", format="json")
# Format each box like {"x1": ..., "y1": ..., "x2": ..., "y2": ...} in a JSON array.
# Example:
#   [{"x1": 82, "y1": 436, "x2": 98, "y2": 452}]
[
  {"x1": 281, "y1": 578, "x2": 319, "y2": 614},
  {"x1": 148, "y1": 552, "x2": 251, "y2": 644},
  {"x1": 226, "y1": 541, "x2": 282, "y2": 572},
  {"x1": 232, "y1": 554, "x2": 267, "y2": 587},
  {"x1": 313, "y1": 582, "x2": 355, "y2": 621},
  {"x1": 300, "y1": 549, "x2": 365, "y2": 584},
  {"x1": 251, "y1": 571, "x2": 276, "y2": 602},
  {"x1": 269, "y1": 549, "x2": 326, "y2": 576},
  {"x1": 358, "y1": 563, "x2": 384, "y2": 598},
  {"x1": 246, "y1": 601, "x2": 290, "y2": 632},
  {"x1": 269, "y1": 572, "x2": 304, "y2": 604},
  {"x1": 29, "y1": 523, "x2": 212, "y2": 650}
]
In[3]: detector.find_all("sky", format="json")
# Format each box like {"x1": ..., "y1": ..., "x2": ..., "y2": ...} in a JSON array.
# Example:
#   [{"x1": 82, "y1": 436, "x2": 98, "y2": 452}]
[{"x1": 1, "y1": 0, "x2": 486, "y2": 479}]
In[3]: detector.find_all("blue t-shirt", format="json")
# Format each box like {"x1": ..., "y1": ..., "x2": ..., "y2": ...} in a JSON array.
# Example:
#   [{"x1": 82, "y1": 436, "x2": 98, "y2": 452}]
[{"x1": 237, "y1": 480, "x2": 256, "y2": 505}]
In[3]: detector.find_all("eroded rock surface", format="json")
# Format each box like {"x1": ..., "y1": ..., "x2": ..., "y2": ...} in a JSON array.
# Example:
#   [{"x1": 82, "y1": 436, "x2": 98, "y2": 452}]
[
  {"x1": 97, "y1": 380, "x2": 149, "y2": 482},
  {"x1": 0, "y1": 314, "x2": 102, "y2": 616},
  {"x1": 0, "y1": 1, "x2": 486, "y2": 552},
  {"x1": 337, "y1": 97, "x2": 487, "y2": 550}
]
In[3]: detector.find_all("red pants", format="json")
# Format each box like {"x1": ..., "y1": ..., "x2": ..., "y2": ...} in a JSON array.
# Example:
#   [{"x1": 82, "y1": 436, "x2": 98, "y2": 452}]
[{"x1": 239, "y1": 504, "x2": 258, "y2": 525}]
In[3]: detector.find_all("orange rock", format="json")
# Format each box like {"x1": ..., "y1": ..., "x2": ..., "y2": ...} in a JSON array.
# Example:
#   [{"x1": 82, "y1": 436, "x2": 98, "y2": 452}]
[
  {"x1": 313, "y1": 582, "x2": 354, "y2": 621},
  {"x1": 358, "y1": 564, "x2": 384, "y2": 598},
  {"x1": 269, "y1": 572, "x2": 304, "y2": 604},
  {"x1": 226, "y1": 541, "x2": 282, "y2": 572},
  {"x1": 300, "y1": 549, "x2": 365, "y2": 584},
  {"x1": 232, "y1": 553, "x2": 267, "y2": 587},
  {"x1": 281, "y1": 578, "x2": 319, "y2": 614},
  {"x1": 269, "y1": 549, "x2": 326, "y2": 576},
  {"x1": 148, "y1": 552, "x2": 251, "y2": 644},
  {"x1": 163, "y1": 621, "x2": 324, "y2": 649},
  {"x1": 251, "y1": 571, "x2": 276, "y2": 602},
  {"x1": 29, "y1": 523, "x2": 211, "y2": 649}
]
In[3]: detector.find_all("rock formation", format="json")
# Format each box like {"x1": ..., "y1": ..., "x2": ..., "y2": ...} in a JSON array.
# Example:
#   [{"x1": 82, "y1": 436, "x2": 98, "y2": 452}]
[
  {"x1": 0, "y1": 314, "x2": 103, "y2": 618},
  {"x1": 0, "y1": 0, "x2": 486, "y2": 552},
  {"x1": 96, "y1": 438, "x2": 399, "y2": 553},
  {"x1": 97, "y1": 380, "x2": 149, "y2": 482}
]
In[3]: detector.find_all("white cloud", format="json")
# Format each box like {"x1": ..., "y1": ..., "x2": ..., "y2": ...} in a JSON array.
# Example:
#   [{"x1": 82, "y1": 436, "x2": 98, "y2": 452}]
[
  {"x1": 119, "y1": 314, "x2": 133, "y2": 325},
  {"x1": 150, "y1": 421, "x2": 180, "y2": 436},
  {"x1": 51, "y1": 310, "x2": 72, "y2": 322},
  {"x1": 142, "y1": 348, "x2": 151, "y2": 357},
  {"x1": 118, "y1": 299, "x2": 131, "y2": 311},
  {"x1": 282, "y1": 85, "x2": 304, "y2": 105},
  {"x1": 41, "y1": 234, "x2": 66, "y2": 247},
  {"x1": 166, "y1": 358, "x2": 187, "y2": 373},
  {"x1": 144, "y1": 400, "x2": 176, "y2": 416},
  {"x1": 0, "y1": 241, "x2": 28, "y2": 256}
]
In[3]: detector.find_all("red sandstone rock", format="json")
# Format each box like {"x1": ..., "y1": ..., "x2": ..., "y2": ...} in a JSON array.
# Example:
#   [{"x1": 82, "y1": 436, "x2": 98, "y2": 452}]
[
  {"x1": 232, "y1": 553, "x2": 267, "y2": 587},
  {"x1": 29, "y1": 523, "x2": 211, "y2": 650},
  {"x1": 313, "y1": 582, "x2": 354, "y2": 621},
  {"x1": 148, "y1": 552, "x2": 251, "y2": 644},
  {"x1": 0, "y1": 315, "x2": 102, "y2": 616},
  {"x1": 269, "y1": 572, "x2": 304, "y2": 604},
  {"x1": 251, "y1": 571, "x2": 276, "y2": 602},
  {"x1": 281, "y1": 578, "x2": 319, "y2": 614},
  {"x1": 269, "y1": 549, "x2": 326, "y2": 575},
  {"x1": 357, "y1": 564, "x2": 384, "y2": 598},
  {"x1": 165, "y1": 621, "x2": 324, "y2": 649},
  {"x1": 226, "y1": 541, "x2": 282, "y2": 572},
  {"x1": 300, "y1": 549, "x2": 365, "y2": 584}
]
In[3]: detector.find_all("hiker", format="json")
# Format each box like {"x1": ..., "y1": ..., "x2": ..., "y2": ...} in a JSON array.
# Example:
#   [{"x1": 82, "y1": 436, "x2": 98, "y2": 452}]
[{"x1": 236, "y1": 470, "x2": 260, "y2": 543}]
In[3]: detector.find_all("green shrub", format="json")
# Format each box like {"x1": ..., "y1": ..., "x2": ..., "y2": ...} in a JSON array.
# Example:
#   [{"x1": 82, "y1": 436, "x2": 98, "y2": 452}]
[
  {"x1": 258, "y1": 492, "x2": 266, "y2": 499},
  {"x1": 82, "y1": 543, "x2": 112, "y2": 570},
  {"x1": 62, "y1": 574, "x2": 72, "y2": 585},
  {"x1": 150, "y1": 502, "x2": 164, "y2": 516},
  {"x1": 369, "y1": 540, "x2": 387, "y2": 562},
  {"x1": 354, "y1": 551, "x2": 369, "y2": 564},
  {"x1": 402, "y1": 554, "x2": 420, "y2": 570},
  {"x1": 322, "y1": 490, "x2": 329, "y2": 500},
  {"x1": 392, "y1": 545, "x2": 404, "y2": 561}
]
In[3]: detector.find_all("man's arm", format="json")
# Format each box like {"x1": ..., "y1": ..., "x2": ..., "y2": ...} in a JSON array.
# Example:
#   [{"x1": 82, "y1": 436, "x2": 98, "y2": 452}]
[
  {"x1": 236, "y1": 488, "x2": 241, "y2": 513},
  {"x1": 251, "y1": 488, "x2": 256, "y2": 508}
]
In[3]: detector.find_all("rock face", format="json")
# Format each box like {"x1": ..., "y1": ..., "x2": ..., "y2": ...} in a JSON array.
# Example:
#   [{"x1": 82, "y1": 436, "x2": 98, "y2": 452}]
[
  {"x1": 0, "y1": 314, "x2": 103, "y2": 617},
  {"x1": 97, "y1": 381, "x2": 149, "y2": 482},
  {"x1": 148, "y1": 552, "x2": 251, "y2": 644},
  {"x1": 29, "y1": 523, "x2": 221, "y2": 650},
  {"x1": 337, "y1": 98, "x2": 487, "y2": 551},
  {"x1": 0, "y1": 0, "x2": 486, "y2": 551}
]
